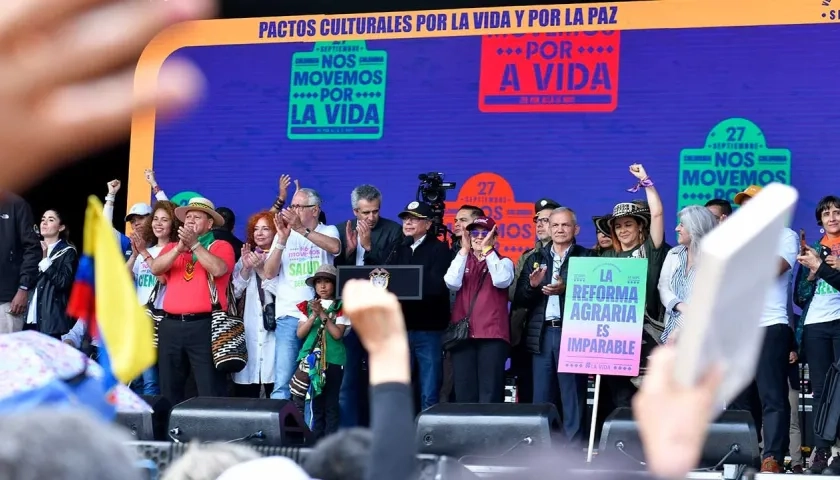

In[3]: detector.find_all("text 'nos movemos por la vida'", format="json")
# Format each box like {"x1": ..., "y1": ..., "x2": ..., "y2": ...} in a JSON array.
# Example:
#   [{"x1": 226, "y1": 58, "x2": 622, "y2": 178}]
[{"x1": 258, "y1": 6, "x2": 619, "y2": 39}]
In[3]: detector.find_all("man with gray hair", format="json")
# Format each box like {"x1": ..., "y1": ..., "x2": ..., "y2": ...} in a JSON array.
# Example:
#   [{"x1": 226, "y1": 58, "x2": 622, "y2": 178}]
[
  {"x1": 334, "y1": 184, "x2": 402, "y2": 428},
  {"x1": 0, "y1": 409, "x2": 143, "y2": 480},
  {"x1": 265, "y1": 187, "x2": 341, "y2": 401}
]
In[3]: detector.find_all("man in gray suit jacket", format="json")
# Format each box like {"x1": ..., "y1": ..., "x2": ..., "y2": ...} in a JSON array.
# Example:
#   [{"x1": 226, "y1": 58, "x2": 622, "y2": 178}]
[{"x1": 334, "y1": 185, "x2": 403, "y2": 428}]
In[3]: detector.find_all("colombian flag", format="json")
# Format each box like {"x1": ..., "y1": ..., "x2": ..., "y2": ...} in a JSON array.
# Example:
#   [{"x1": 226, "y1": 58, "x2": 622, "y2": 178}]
[{"x1": 67, "y1": 196, "x2": 156, "y2": 394}]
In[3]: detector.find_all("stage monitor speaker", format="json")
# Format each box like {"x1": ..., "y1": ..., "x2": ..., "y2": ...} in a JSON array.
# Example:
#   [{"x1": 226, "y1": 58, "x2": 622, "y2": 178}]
[
  {"x1": 115, "y1": 395, "x2": 172, "y2": 441},
  {"x1": 167, "y1": 397, "x2": 311, "y2": 446},
  {"x1": 415, "y1": 403, "x2": 562, "y2": 462},
  {"x1": 598, "y1": 407, "x2": 760, "y2": 469}
]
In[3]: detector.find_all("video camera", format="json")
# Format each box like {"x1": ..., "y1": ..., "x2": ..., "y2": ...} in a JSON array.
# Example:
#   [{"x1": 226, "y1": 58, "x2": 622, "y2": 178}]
[{"x1": 416, "y1": 172, "x2": 456, "y2": 240}]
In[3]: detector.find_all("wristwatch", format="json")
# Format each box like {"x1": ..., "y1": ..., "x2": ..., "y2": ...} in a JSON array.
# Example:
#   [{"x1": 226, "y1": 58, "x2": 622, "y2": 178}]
[{"x1": 303, "y1": 228, "x2": 312, "y2": 238}]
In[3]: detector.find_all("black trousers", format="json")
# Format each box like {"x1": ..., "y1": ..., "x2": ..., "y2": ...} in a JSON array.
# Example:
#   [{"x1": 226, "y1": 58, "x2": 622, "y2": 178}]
[
  {"x1": 311, "y1": 363, "x2": 344, "y2": 440},
  {"x1": 451, "y1": 339, "x2": 509, "y2": 403},
  {"x1": 158, "y1": 316, "x2": 225, "y2": 406},
  {"x1": 803, "y1": 318, "x2": 840, "y2": 448},
  {"x1": 730, "y1": 324, "x2": 791, "y2": 460},
  {"x1": 233, "y1": 383, "x2": 274, "y2": 399}
]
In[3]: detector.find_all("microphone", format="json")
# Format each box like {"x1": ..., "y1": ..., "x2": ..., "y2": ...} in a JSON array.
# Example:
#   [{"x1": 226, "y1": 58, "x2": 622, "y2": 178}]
[{"x1": 384, "y1": 236, "x2": 413, "y2": 265}]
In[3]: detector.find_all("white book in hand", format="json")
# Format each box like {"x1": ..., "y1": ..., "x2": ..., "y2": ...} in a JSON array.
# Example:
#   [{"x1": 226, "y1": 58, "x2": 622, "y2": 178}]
[{"x1": 673, "y1": 182, "x2": 799, "y2": 411}]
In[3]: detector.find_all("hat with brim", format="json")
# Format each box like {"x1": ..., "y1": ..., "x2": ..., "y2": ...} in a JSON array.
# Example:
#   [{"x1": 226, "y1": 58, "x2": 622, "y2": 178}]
[
  {"x1": 305, "y1": 264, "x2": 337, "y2": 288},
  {"x1": 608, "y1": 202, "x2": 650, "y2": 229},
  {"x1": 733, "y1": 185, "x2": 763, "y2": 206},
  {"x1": 398, "y1": 201, "x2": 432, "y2": 220},
  {"x1": 592, "y1": 215, "x2": 613, "y2": 236},
  {"x1": 174, "y1": 197, "x2": 225, "y2": 227},
  {"x1": 125, "y1": 203, "x2": 152, "y2": 223},
  {"x1": 466, "y1": 216, "x2": 496, "y2": 232}
]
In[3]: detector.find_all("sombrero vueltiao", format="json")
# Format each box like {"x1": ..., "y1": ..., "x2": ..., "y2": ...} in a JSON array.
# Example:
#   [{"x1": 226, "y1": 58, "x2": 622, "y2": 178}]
[
  {"x1": 174, "y1": 197, "x2": 226, "y2": 227},
  {"x1": 592, "y1": 215, "x2": 613, "y2": 236},
  {"x1": 607, "y1": 202, "x2": 651, "y2": 229}
]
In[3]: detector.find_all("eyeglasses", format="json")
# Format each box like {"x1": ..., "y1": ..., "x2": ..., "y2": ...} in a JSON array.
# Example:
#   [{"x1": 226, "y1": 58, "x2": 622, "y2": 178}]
[
  {"x1": 290, "y1": 204, "x2": 317, "y2": 210},
  {"x1": 469, "y1": 230, "x2": 490, "y2": 238},
  {"x1": 534, "y1": 217, "x2": 550, "y2": 225}
]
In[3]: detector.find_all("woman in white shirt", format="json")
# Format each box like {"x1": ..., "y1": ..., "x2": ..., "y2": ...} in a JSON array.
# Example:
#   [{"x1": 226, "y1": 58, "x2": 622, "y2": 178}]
[
  {"x1": 231, "y1": 211, "x2": 277, "y2": 398},
  {"x1": 657, "y1": 205, "x2": 717, "y2": 344},
  {"x1": 126, "y1": 200, "x2": 180, "y2": 396}
]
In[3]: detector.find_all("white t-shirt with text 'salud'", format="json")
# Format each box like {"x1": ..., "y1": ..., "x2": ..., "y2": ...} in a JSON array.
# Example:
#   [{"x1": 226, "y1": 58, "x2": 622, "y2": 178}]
[
  {"x1": 268, "y1": 224, "x2": 340, "y2": 319},
  {"x1": 758, "y1": 228, "x2": 799, "y2": 328}
]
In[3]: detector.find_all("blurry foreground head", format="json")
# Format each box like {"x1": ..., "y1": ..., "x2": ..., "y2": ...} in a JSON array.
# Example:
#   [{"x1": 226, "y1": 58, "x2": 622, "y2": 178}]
[
  {"x1": 161, "y1": 442, "x2": 260, "y2": 480},
  {"x1": 0, "y1": 409, "x2": 141, "y2": 480},
  {"x1": 304, "y1": 428, "x2": 373, "y2": 480},
  {"x1": 217, "y1": 456, "x2": 310, "y2": 480}
]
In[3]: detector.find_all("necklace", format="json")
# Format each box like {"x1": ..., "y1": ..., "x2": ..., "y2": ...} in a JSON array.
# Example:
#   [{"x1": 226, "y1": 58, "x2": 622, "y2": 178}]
[{"x1": 184, "y1": 261, "x2": 195, "y2": 281}]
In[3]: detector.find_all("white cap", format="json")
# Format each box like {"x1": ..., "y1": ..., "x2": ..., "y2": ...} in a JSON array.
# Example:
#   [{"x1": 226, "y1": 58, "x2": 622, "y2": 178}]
[
  {"x1": 124, "y1": 203, "x2": 152, "y2": 222},
  {"x1": 217, "y1": 457, "x2": 310, "y2": 480}
]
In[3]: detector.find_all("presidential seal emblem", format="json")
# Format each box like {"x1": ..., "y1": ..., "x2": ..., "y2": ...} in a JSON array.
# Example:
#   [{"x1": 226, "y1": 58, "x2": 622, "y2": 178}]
[
  {"x1": 407, "y1": 201, "x2": 420, "y2": 210},
  {"x1": 369, "y1": 268, "x2": 390, "y2": 289}
]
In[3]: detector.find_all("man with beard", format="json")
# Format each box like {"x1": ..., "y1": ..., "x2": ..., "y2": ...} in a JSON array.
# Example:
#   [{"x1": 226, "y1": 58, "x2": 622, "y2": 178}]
[{"x1": 335, "y1": 185, "x2": 402, "y2": 427}]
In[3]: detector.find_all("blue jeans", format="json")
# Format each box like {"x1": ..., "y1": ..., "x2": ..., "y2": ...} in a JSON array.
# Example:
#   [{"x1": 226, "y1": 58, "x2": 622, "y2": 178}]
[
  {"x1": 129, "y1": 365, "x2": 160, "y2": 396},
  {"x1": 532, "y1": 326, "x2": 587, "y2": 443},
  {"x1": 408, "y1": 331, "x2": 443, "y2": 410},
  {"x1": 339, "y1": 330, "x2": 365, "y2": 427},
  {"x1": 270, "y1": 316, "x2": 302, "y2": 400}
]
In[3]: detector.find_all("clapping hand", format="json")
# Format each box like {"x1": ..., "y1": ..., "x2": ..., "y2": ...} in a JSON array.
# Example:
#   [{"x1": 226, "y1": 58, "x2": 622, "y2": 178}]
[
  {"x1": 357, "y1": 220, "x2": 372, "y2": 251},
  {"x1": 542, "y1": 277, "x2": 565, "y2": 296},
  {"x1": 178, "y1": 225, "x2": 198, "y2": 250},
  {"x1": 274, "y1": 213, "x2": 291, "y2": 243},
  {"x1": 826, "y1": 254, "x2": 839, "y2": 270},
  {"x1": 130, "y1": 231, "x2": 146, "y2": 254},
  {"x1": 345, "y1": 221, "x2": 358, "y2": 255},
  {"x1": 281, "y1": 208, "x2": 303, "y2": 231},
  {"x1": 478, "y1": 225, "x2": 497, "y2": 251},
  {"x1": 529, "y1": 265, "x2": 547, "y2": 288},
  {"x1": 310, "y1": 298, "x2": 324, "y2": 316}
]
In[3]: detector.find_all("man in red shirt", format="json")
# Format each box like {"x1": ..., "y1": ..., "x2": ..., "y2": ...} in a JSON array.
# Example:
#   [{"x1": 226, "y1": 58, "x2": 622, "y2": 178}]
[{"x1": 151, "y1": 197, "x2": 236, "y2": 404}]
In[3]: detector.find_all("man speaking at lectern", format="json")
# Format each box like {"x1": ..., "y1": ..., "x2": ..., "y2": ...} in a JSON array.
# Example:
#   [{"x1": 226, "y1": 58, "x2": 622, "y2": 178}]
[{"x1": 365, "y1": 201, "x2": 451, "y2": 410}]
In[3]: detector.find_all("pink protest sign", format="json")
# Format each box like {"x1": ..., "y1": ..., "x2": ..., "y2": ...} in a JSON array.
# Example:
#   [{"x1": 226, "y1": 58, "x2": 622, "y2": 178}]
[{"x1": 558, "y1": 257, "x2": 647, "y2": 377}]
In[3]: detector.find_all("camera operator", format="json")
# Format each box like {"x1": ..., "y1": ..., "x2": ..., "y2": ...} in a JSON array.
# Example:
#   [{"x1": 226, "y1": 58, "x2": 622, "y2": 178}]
[{"x1": 365, "y1": 201, "x2": 451, "y2": 409}]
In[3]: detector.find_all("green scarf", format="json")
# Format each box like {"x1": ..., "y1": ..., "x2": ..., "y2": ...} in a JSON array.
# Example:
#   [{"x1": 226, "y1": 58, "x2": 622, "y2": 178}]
[
  {"x1": 307, "y1": 299, "x2": 343, "y2": 397},
  {"x1": 193, "y1": 231, "x2": 215, "y2": 262}
]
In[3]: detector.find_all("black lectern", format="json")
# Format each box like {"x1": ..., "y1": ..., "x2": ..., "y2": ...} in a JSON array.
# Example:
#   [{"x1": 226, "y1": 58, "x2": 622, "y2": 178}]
[{"x1": 336, "y1": 265, "x2": 424, "y2": 300}]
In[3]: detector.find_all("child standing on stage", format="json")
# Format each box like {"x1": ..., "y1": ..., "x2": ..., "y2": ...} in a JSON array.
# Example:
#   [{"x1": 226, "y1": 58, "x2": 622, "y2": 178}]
[{"x1": 291, "y1": 265, "x2": 349, "y2": 439}]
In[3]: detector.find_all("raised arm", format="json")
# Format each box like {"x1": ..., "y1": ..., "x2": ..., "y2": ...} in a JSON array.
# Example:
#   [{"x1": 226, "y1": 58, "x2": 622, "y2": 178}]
[{"x1": 630, "y1": 164, "x2": 664, "y2": 249}]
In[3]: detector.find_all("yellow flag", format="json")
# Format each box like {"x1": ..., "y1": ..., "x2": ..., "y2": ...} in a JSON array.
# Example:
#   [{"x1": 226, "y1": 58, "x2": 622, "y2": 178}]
[{"x1": 81, "y1": 196, "x2": 156, "y2": 384}]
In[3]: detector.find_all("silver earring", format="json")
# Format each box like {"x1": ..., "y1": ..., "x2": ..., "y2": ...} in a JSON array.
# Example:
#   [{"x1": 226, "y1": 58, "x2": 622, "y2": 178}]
[{"x1": 820, "y1": 228, "x2": 825, "y2": 234}]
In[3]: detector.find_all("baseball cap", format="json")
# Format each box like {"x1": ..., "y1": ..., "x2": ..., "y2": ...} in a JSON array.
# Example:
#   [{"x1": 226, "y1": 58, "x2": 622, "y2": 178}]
[
  {"x1": 398, "y1": 201, "x2": 433, "y2": 219},
  {"x1": 124, "y1": 203, "x2": 152, "y2": 222},
  {"x1": 733, "y1": 185, "x2": 762, "y2": 206},
  {"x1": 466, "y1": 216, "x2": 496, "y2": 231},
  {"x1": 534, "y1": 198, "x2": 561, "y2": 215}
]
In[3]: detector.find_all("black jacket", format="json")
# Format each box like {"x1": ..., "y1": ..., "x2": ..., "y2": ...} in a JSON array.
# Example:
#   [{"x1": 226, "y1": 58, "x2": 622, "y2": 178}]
[
  {"x1": 212, "y1": 228, "x2": 244, "y2": 262},
  {"x1": 334, "y1": 217, "x2": 403, "y2": 266},
  {"x1": 0, "y1": 193, "x2": 41, "y2": 302},
  {"x1": 514, "y1": 243, "x2": 595, "y2": 354},
  {"x1": 367, "y1": 234, "x2": 451, "y2": 331},
  {"x1": 29, "y1": 240, "x2": 77, "y2": 336}
]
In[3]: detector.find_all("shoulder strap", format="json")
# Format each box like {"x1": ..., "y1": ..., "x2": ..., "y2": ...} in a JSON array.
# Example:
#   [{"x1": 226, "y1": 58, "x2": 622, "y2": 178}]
[
  {"x1": 205, "y1": 272, "x2": 219, "y2": 305},
  {"x1": 255, "y1": 274, "x2": 266, "y2": 306},
  {"x1": 465, "y1": 268, "x2": 489, "y2": 318},
  {"x1": 146, "y1": 281, "x2": 162, "y2": 307}
]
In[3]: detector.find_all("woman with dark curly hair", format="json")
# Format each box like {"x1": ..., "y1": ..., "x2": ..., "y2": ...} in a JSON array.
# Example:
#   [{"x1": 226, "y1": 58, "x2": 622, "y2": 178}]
[
  {"x1": 231, "y1": 210, "x2": 279, "y2": 398},
  {"x1": 126, "y1": 200, "x2": 181, "y2": 395}
]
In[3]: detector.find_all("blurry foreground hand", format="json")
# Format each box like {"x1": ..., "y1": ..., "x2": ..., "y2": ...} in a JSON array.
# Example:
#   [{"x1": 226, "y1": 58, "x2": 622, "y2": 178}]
[
  {"x1": 633, "y1": 345, "x2": 723, "y2": 479},
  {"x1": 0, "y1": 0, "x2": 214, "y2": 191},
  {"x1": 342, "y1": 280, "x2": 410, "y2": 385}
]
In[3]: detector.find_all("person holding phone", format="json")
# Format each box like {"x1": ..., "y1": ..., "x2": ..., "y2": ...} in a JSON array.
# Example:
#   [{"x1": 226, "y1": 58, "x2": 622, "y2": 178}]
[
  {"x1": 794, "y1": 195, "x2": 840, "y2": 473},
  {"x1": 514, "y1": 207, "x2": 594, "y2": 444}
]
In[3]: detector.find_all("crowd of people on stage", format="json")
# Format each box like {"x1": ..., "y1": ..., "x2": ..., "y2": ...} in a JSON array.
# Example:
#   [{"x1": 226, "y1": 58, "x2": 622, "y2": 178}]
[{"x1": 4, "y1": 161, "x2": 840, "y2": 474}]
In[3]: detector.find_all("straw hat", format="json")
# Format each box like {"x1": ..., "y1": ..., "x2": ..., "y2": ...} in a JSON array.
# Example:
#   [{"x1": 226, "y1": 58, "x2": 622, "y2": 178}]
[{"x1": 174, "y1": 197, "x2": 225, "y2": 227}]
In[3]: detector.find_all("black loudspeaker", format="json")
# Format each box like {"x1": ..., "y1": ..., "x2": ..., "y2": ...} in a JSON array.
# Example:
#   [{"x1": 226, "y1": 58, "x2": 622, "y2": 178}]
[
  {"x1": 115, "y1": 395, "x2": 172, "y2": 441},
  {"x1": 598, "y1": 408, "x2": 760, "y2": 469},
  {"x1": 415, "y1": 403, "x2": 562, "y2": 462},
  {"x1": 167, "y1": 397, "x2": 311, "y2": 446}
]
